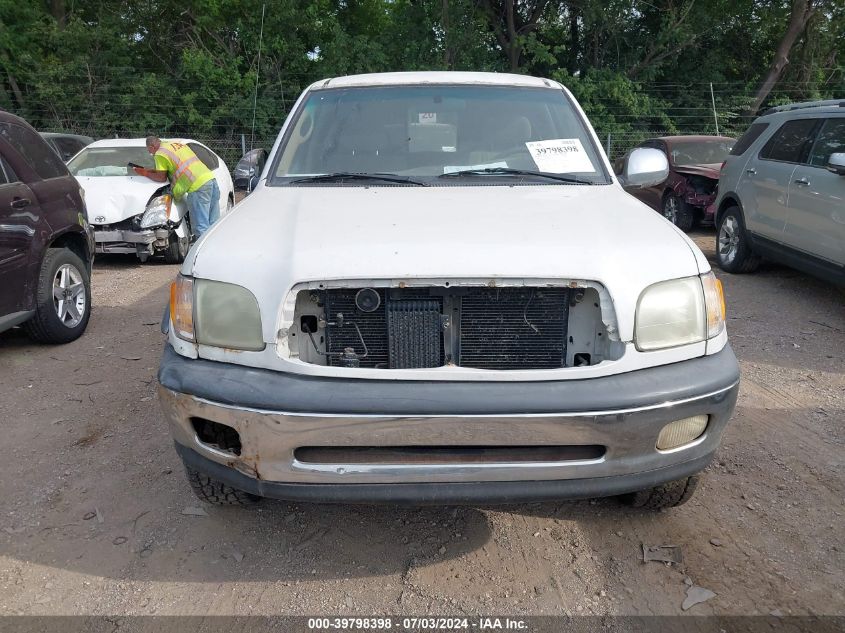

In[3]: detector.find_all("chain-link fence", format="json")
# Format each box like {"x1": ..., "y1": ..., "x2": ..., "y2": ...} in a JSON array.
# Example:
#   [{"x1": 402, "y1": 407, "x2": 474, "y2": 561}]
[{"x1": 598, "y1": 129, "x2": 728, "y2": 161}]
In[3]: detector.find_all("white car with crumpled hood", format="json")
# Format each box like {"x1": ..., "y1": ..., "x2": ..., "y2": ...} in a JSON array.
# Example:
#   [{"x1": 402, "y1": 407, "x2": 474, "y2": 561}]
[
  {"x1": 68, "y1": 138, "x2": 234, "y2": 263},
  {"x1": 158, "y1": 72, "x2": 739, "y2": 510}
]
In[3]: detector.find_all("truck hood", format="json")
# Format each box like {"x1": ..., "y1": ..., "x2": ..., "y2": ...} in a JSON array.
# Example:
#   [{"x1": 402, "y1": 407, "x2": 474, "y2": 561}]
[
  {"x1": 190, "y1": 184, "x2": 708, "y2": 341},
  {"x1": 77, "y1": 176, "x2": 163, "y2": 225}
]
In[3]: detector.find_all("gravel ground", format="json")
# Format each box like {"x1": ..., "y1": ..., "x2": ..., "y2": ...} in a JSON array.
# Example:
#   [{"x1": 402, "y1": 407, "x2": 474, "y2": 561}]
[{"x1": 0, "y1": 231, "x2": 842, "y2": 619}]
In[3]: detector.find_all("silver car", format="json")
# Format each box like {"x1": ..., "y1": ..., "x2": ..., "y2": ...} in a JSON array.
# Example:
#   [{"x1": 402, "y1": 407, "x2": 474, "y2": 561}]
[{"x1": 713, "y1": 100, "x2": 845, "y2": 285}]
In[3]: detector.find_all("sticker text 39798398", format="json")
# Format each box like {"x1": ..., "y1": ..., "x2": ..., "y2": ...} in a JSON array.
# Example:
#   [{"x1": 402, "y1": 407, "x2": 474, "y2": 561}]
[{"x1": 525, "y1": 138, "x2": 595, "y2": 174}]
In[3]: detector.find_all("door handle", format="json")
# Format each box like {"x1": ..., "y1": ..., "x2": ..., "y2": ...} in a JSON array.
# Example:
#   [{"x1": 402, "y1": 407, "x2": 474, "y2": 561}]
[
  {"x1": 745, "y1": 168, "x2": 756, "y2": 175},
  {"x1": 794, "y1": 177, "x2": 810, "y2": 186},
  {"x1": 10, "y1": 197, "x2": 31, "y2": 209}
]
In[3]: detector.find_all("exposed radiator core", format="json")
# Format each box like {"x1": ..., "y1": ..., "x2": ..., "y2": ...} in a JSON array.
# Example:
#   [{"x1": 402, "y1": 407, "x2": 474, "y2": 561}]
[
  {"x1": 459, "y1": 288, "x2": 570, "y2": 370},
  {"x1": 387, "y1": 299, "x2": 442, "y2": 368},
  {"x1": 321, "y1": 287, "x2": 569, "y2": 370},
  {"x1": 324, "y1": 289, "x2": 388, "y2": 368}
]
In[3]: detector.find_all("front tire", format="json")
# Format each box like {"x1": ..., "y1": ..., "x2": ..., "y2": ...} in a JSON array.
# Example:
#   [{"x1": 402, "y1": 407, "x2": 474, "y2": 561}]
[
  {"x1": 662, "y1": 194, "x2": 694, "y2": 232},
  {"x1": 716, "y1": 206, "x2": 761, "y2": 273},
  {"x1": 23, "y1": 248, "x2": 91, "y2": 344},
  {"x1": 620, "y1": 475, "x2": 700, "y2": 510},
  {"x1": 184, "y1": 464, "x2": 260, "y2": 506}
]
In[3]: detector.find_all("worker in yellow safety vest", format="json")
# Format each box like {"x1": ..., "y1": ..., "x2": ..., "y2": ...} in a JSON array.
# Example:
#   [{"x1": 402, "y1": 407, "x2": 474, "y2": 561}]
[{"x1": 133, "y1": 136, "x2": 220, "y2": 238}]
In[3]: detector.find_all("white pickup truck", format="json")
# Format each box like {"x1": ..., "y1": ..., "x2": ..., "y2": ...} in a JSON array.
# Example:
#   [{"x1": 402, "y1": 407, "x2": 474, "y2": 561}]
[{"x1": 158, "y1": 72, "x2": 739, "y2": 510}]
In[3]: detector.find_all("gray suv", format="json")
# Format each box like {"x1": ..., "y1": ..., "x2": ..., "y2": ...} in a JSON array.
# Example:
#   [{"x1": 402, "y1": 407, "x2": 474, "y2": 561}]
[{"x1": 714, "y1": 100, "x2": 845, "y2": 285}]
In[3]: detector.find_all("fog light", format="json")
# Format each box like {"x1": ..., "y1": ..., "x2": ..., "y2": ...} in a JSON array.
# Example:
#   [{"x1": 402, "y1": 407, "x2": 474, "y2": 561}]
[{"x1": 656, "y1": 415, "x2": 709, "y2": 450}]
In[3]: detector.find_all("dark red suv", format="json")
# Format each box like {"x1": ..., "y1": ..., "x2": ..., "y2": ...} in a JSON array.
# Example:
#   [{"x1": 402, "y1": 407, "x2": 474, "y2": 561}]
[{"x1": 0, "y1": 111, "x2": 94, "y2": 343}]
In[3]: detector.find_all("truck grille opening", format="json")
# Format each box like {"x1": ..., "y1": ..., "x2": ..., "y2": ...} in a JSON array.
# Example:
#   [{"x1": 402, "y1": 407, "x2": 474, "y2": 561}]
[
  {"x1": 294, "y1": 445, "x2": 605, "y2": 465},
  {"x1": 313, "y1": 287, "x2": 571, "y2": 370},
  {"x1": 323, "y1": 289, "x2": 442, "y2": 368},
  {"x1": 459, "y1": 288, "x2": 569, "y2": 370}
]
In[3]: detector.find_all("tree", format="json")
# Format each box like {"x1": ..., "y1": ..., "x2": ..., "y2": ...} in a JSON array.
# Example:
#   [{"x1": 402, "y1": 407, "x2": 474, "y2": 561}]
[
  {"x1": 477, "y1": 0, "x2": 555, "y2": 70},
  {"x1": 747, "y1": 0, "x2": 815, "y2": 114}
]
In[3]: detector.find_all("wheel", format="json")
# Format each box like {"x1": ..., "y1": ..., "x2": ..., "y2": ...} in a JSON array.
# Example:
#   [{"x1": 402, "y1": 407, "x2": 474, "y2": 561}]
[
  {"x1": 662, "y1": 194, "x2": 694, "y2": 232},
  {"x1": 164, "y1": 218, "x2": 190, "y2": 264},
  {"x1": 183, "y1": 464, "x2": 260, "y2": 506},
  {"x1": 23, "y1": 248, "x2": 91, "y2": 344},
  {"x1": 716, "y1": 206, "x2": 761, "y2": 273},
  {"x1": 620, "y1": 475, "x2": 700, "y2": 510}
]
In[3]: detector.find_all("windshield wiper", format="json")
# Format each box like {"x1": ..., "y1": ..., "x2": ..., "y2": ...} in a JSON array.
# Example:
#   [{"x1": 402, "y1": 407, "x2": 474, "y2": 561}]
[
  {"x1": 287, "y1": 172, "x2": 428, "y2": 186},
  {"x1": 438, "y1": 167, "x2": 588, "y2": 184}
]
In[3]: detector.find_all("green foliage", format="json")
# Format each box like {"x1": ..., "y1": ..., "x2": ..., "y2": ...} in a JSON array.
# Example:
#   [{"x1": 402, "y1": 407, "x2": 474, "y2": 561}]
[
  {"x1": 0, "y1": 0, "x2": 842, "y2": 163},
  {"x1": 557, "y1": 68, "x2": 677, "y2": 151}
]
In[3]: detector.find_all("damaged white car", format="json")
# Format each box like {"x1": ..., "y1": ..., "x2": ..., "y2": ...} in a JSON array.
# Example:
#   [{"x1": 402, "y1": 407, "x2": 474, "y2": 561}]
[
  {"x1": 68, "y1": 139, "x2": 234, "y2": 263},
  {"x1": 158, "y1": 72, "x2": 739, "y2": 510}
]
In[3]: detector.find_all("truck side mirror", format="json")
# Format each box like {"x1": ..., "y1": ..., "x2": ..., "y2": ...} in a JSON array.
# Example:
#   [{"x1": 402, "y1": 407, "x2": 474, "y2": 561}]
[{"x1": 620, "y1": 148, "x2": 669, "y2": 190}]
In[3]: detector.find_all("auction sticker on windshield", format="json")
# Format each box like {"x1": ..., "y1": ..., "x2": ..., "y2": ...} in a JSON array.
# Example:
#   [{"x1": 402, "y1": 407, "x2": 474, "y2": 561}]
[{"x1": 525, "y1": 138, "x2": 595, "y2": 173}]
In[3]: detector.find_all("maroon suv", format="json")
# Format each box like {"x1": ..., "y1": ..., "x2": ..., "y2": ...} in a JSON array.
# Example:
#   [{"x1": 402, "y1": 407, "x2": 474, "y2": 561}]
[
  {"x1": 0, "y1": 111, "x2": 94, "y2": 343},
  {"x1": 615, "y1": 136, "x2": 735, "y2": 231}
]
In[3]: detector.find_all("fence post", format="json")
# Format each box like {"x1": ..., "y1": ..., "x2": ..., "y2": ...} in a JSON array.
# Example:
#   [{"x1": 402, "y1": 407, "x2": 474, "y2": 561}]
[
  {"x1": 241, "y1": 134, "x2": 246, "y2": 156},
  {"x1": 710, "y1": 83, "x2": 720, "y2": 136},
  {"x1": 606, "y1": 134, "x2": 612, "y2": 158}
]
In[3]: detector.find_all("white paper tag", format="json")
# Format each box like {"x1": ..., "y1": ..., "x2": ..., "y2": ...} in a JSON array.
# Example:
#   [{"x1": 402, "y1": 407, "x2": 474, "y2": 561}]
[
  {"x1": 525, "y1": 138, "x2": 595, "y2": 173},
  {"x1": 418, "y1": 112, "x2": 437, "y2": 124},
  {"x1": 443, "y1": 161, "x2": 508, "y2": 174}
]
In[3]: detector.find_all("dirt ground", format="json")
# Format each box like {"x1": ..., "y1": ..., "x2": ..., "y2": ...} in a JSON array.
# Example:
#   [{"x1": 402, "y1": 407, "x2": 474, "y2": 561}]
[{"x1": 0, "y1": 230, "x2": 842, "y2": 619}]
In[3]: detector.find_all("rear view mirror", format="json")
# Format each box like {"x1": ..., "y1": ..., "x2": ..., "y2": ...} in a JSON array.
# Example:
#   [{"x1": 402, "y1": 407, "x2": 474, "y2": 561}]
[
  {"x1": 620, "y1": 148, "x2": 669, "y2": 189},
  {"x1": 826, "y1": 152, "x2": 845, "y2": 176}
]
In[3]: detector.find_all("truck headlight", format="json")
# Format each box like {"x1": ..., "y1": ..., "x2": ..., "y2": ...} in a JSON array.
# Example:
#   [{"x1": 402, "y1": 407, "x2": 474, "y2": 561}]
[
  {"x1": 635, "y1": 276, "x2": 706, "y2": 351},
  {"x1": 195, "y1": 279, "x2": 265, "y2": 351},
  {"x1": 140, "y1": 194, "x2": 171, "y2": 228},
  {"x1": 170, "y1": 276, "x2": 265, "y2": 350}
]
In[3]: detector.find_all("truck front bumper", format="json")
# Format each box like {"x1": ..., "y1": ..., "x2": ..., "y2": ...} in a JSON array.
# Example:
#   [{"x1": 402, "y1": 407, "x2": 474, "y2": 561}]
[{"x1": 158, "y1": 345, "x2": 740, "y2": 504}]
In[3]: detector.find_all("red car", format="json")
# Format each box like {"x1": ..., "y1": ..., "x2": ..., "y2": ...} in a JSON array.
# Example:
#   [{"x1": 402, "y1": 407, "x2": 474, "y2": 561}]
[{"x1": 615, "y1": 136, "x2": 735, "y2": 231}]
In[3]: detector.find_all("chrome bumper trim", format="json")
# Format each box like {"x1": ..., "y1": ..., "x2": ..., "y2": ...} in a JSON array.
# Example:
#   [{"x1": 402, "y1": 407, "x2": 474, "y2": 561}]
[{"x1": 158, "y1": 381, "x2": 738, "y2": 485}]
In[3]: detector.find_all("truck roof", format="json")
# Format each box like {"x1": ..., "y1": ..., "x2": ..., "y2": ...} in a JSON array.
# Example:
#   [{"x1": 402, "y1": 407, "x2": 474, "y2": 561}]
[{"x1": 314, "y1": 71, "x2": 558, "y2": 90}]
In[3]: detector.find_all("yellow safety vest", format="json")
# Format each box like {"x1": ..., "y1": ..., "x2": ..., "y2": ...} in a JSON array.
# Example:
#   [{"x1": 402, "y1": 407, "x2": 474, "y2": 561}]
[{"x1": 154, "y1": 141, "x2": 215, "y2": 200}]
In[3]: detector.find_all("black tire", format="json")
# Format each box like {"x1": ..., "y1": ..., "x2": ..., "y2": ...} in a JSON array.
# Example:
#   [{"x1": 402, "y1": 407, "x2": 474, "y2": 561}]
[
  {"x1": 164, "y1": 218, "x2": 190, "y2": 264},
  {"x1": 184, "y1": 464, "x2": 260, "y2": 506},
  {"x1": 620, "y1": 475, "x2": 700, "y2": 510},
  {"x1": 716, "y1": 206, "x2": 761, "y2": 273},
  {"x1": 662, "y1": 194, "x2": 695, "y2": 232},
  {"x1": 23, "y1": 248, "x2": 91, "y2": 344}
]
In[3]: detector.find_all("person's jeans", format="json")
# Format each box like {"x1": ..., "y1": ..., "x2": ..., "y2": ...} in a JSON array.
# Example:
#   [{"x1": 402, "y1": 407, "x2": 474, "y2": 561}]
[{"x1": 185, "y1": 178, "x2": 220, "y2": 237}]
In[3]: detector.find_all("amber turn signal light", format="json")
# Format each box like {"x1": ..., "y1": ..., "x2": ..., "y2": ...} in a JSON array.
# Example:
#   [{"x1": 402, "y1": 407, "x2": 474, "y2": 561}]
[{"x1": 170, "y1": 276, "x2": 194, "y2": 342}]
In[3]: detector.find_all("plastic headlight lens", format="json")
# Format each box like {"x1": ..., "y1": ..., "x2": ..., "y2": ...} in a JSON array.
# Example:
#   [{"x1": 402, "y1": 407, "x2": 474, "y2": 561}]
[
  {"x1": 635, "y1": 276, "x2": 706, "y2": 351},
  {"x1": 170, "y1": 275, "x2": 194, "y2": 341},
  {"x1": 195, "y1": 280, "x2": 265, "y2": 351},
  {"x1": 701, "y1": 272, "x2": 726, "y2": 338},
  {"x1": 140, "y1": 194, "x2": 171, "y2": 228}
]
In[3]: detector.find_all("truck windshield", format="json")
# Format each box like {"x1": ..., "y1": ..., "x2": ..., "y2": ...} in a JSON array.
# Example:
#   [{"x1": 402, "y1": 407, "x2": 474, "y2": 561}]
[
  {"x1": 271, "y1": 85, "x2": 609, "y2": 185},
  {"x1": 68, "y1": 147, "x2": 154, "y2": 177}
]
